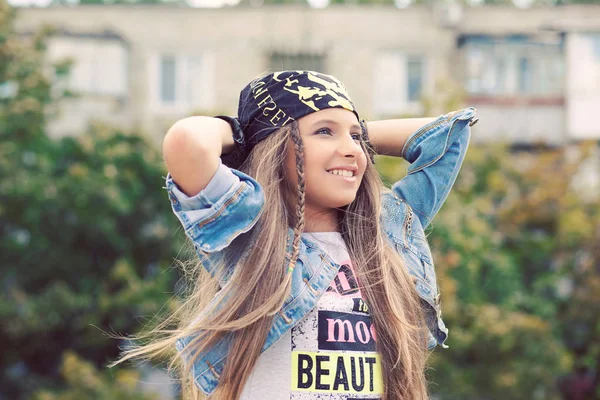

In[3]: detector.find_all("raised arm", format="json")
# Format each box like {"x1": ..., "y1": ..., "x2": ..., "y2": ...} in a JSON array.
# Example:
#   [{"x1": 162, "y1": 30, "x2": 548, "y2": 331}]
[
  {"x1": 367, "y1": 117, "x2": 436, "y2": 158},
  {"x1": 163, "y1": 116, "x2": 236, "y2": 197},
  {"x1": 367, "y1": 108, "x2": 477, "y2": 229},
  {"x1": 163, "y1": 117, "x2": 265, "y2": 278}
]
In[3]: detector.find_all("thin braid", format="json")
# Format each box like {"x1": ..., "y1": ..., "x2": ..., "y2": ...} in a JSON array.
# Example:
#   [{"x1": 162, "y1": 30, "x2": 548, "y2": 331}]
[{"x1": 287, "y1": 123, "x2": 305, "y2": 273}]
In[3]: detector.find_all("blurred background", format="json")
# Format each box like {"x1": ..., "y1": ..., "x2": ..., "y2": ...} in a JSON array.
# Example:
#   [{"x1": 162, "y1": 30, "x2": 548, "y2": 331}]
[{"x1": 1, "y1": 0, "x2": 599, "y2": 398}]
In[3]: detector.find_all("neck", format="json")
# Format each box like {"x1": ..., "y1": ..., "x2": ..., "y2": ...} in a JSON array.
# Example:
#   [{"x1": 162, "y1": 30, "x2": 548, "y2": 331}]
[{"x1": 303, "y1": 206, "x2": 340, "y2": 233}]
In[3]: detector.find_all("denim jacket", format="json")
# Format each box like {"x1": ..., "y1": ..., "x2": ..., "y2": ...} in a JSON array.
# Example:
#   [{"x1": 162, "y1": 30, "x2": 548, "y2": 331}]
[{"x1": 166, "y1": 107, "x2": 477, "y2": 395}]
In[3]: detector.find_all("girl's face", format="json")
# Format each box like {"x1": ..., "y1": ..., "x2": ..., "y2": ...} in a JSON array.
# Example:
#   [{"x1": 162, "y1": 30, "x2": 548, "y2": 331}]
[{"x1": 284, "y1": 108, "x2": 368, "y2": 214}]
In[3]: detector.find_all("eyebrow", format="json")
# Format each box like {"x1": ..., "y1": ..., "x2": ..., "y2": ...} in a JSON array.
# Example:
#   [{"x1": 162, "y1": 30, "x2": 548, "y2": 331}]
[{"x1": 313, "y1": 119, "x2": 362, "y2": 131}]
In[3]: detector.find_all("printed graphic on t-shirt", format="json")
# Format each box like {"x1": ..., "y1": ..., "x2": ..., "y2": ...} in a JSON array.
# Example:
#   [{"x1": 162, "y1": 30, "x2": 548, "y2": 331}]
[{"x1": 291, "y1": 259, "x2": 383, "y2": 399}]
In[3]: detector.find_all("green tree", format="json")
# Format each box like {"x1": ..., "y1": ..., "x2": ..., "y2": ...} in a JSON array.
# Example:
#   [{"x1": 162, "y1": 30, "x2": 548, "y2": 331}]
[
  {"x1": 0, "y1": 1, "x2": 181, "y2": 398},
  {"x1": 376, "y1": 140, "x2": 600, "y2": 399}
]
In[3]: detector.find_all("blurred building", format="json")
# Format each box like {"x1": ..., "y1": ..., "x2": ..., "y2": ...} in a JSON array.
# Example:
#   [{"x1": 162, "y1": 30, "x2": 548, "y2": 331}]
[{"x1": 13, "y1": 3, "x2": 600, "y2": 145}]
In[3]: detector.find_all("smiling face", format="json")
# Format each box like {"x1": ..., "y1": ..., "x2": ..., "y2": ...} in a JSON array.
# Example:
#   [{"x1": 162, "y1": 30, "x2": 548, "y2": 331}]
[{"x1": 284, "y1": 108, "x2": 368, "y2": 221}]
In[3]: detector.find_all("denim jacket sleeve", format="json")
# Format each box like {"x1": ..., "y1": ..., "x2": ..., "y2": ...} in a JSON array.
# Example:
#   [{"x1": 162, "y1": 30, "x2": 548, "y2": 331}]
[
  {"x1": 392, "y1": 107, "x2": 476, "y2": 229},
  {"x1": 165, "y1": 159, "x2": 265, "y2": 277}
]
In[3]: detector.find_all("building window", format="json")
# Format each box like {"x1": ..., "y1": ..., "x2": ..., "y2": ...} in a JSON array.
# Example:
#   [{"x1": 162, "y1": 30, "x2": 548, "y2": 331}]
[
  {"x1": 269, "y1": 52, "x2": 325, "y2": 72},
  {"x1": 159, "y1": 55, "x2": 177, "y2": 103},
  {"x1": 152, "y1": 52, "x2": 214, "y2": 112},
  {"x1": 518, "y1": 56, "x2": 532, "y2": 94},
  {"x1": 461, "y1": 34, "x2": 564, "y2": 97},
  {"x1": 407, "y1": 57, "x2": 424, "y2": 102},
  {"x1": 373, "y1": 52, "x2": 427, "y2": 116},
  {"x1": 590, "y1": 33, "x2": 600, "y2": 61},
  {"x1": 47, "y1": 37, "x2": 128, "y2": 98}
]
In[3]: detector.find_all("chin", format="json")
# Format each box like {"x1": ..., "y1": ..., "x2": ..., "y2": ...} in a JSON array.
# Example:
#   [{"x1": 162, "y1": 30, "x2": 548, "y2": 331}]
[
  {"x1": 306, "y1": 186, "x2": 360, "y2": 210},
  {"x1": 328, "y1": 195, "x2": 357, "y2": 209}
]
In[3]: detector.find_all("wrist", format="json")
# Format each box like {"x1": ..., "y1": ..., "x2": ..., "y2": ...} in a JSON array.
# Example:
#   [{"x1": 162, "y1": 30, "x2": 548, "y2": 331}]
[{"x1": 213, "y1": 116, "x2": 238, "y2": 155}]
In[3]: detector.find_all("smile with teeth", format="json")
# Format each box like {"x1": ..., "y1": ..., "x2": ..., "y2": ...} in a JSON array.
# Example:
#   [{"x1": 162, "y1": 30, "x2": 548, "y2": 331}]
[{"x1": 328, "y1": 169, "x2": 355, "y2": 177}]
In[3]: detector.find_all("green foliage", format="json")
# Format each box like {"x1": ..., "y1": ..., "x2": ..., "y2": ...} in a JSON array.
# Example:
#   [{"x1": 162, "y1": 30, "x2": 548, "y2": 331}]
[
  {"x1": 377, "y1": 142, "x2": 600, "y2": 399},
  {"x1": 31, "y1": 351, "x2": 159, "y2": 400},
  {"x1": 0, "y1": 1, "x2": 180, "y2": 398}
]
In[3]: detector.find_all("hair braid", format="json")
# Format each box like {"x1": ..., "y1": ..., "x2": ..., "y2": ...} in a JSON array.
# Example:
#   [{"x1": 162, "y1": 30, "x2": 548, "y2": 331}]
[{"x1": 287, "y1": 123, "x2": 305, "y2": 273}]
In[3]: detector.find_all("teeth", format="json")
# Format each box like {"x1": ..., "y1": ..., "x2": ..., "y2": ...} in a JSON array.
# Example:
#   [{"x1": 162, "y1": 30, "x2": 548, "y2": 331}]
[{"x1": 329, "y1": 169, "x2": 354, "y2": 177}]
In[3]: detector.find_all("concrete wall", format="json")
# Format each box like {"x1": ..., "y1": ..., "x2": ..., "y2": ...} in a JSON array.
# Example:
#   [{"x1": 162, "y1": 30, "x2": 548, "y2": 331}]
[
  {"x1": 566, "y1": 32, "x2": 600, "y2": 140},
  {"x1": 13, "y1": 4, "x2": 600, "y2": 143}
]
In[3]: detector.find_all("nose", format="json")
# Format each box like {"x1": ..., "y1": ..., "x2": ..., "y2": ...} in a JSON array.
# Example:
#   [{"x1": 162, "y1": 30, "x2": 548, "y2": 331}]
[{"x1": 337, "y1": 134, "x2": 363, "y2": 159}]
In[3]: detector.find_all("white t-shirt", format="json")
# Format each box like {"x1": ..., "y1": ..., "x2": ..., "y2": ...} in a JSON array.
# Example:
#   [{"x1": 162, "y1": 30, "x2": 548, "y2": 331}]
[{"x1": 240, "y1": 232, "x2": 383, "y2": 400}]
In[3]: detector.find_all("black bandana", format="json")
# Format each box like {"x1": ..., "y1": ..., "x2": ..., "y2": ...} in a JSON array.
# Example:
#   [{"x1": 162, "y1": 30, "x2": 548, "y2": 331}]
[
  {"x1": 218, "y1": 70, "x2": 372, "y2": 168},
  {"x1": 240, "y1": 70, "x2": 359, "y2": 146}
]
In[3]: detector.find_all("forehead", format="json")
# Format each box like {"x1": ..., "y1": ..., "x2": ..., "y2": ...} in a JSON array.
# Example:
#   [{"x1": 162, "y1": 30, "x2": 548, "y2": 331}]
[{"x1": 298, "y1": 108, "x2": 360, "y2": 128}]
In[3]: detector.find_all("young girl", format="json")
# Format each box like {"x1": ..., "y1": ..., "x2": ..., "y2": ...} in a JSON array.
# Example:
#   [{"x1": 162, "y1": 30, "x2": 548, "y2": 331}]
[{"x1": 119, "y1": 70, "x2": 477, "y2": 400}]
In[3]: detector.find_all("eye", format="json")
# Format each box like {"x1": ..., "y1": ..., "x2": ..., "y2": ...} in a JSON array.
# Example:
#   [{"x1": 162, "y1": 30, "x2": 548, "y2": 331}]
[
  {"x1": 315, "y1": 128, "x2": 332, "y2": 136},
  {"x1": 351, "y1": 133, "x2": 362, "y2": 141}
]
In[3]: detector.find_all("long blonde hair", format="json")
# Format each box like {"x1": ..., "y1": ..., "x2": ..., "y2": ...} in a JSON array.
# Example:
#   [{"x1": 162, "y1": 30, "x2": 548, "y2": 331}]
[{"x1": 113, "y1": 121, "x2": 429, "y2": 399}]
